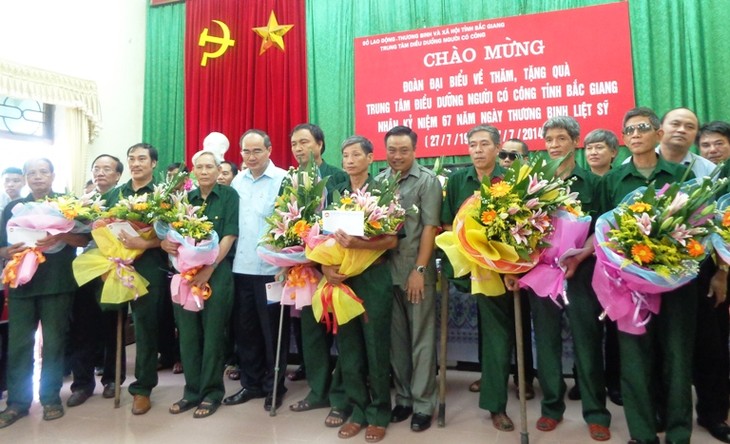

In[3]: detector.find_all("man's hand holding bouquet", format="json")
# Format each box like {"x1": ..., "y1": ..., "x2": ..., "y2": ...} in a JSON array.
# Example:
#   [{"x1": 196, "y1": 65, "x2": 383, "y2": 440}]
[
  {"x1": 156, "y1": 191, "x2": 217, "y2": 312},
  {"x1": 73, "y1": 172, "x2": 186, "y2": 304},
  {"x1": 257, "y1": 159, "x2": 329, "y2": 309},
  {"x1": 593, "y1": 175, "x2": 726, "y2": 334},
  {"x1": 2, "y1": 193, "x2": 104, "y2": 288},
  {"x1": 435, "y1": 156, "x2": 582, "y2": 297},
  {"x1": 304, "y1": 175, "x2": 406, "y2": 332}
]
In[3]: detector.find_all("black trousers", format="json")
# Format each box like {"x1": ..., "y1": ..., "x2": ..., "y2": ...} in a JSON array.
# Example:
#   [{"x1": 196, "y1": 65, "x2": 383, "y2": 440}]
[{"x1": 233, "y1": 273, "x2": 289, "y2": 394}]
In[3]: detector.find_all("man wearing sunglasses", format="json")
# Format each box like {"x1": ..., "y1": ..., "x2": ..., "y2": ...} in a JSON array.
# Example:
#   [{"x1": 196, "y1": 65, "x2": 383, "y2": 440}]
[
  {"x1": 596, "y1": 107, "x2": 698, "y2": 444},
  {"x1": 497, "y1": 139, "x2": 529, "y2": 169}
]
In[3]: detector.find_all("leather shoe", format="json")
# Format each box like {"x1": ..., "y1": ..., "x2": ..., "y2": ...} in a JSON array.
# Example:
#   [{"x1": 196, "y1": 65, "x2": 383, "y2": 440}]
[
  {"x1": 607, "y1": 387, "x2": 623, "y2": 406},
  {"x1": 131, "y1": 395, "x2": 151, "y2": 415},
  {"x1": 391, "y1": 405, "x2": 413, "y2": 423},
  {"x1": 264, "y1": 389, "x2": 287, "y2": 411},
  {"x1": 67, "y1": 391, "x2": 91, "y2": 407},
  {"x1": 410, "y1": 412, "x2": 432, "y2": 432},
  {"x1": 700, "y1": 420, "x2": 730, "y2": 443},
  {"x1": 102, "y1": 383, "x2": 116, "y2": 399},
  {"x1": 223, "y1": 388, "x2": 266, "y2": 406}
]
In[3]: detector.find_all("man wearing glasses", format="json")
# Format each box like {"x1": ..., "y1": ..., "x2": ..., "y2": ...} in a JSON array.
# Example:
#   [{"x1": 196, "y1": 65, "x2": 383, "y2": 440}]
[
  {"x1": 224, "y1": 129, "x2": 289, "y2": 412},
  {"x1": 596, "y1": 107, "x2": 697, "y2": 444},
  {"x1": 497, "y1": 139, "x2": 529, "y2": 169}
]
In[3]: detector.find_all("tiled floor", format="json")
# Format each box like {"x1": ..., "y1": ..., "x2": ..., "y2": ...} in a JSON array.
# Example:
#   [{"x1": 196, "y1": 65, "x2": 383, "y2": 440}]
[{"x1": 0, "y1": 346, "x2": 719, "y2": 443}]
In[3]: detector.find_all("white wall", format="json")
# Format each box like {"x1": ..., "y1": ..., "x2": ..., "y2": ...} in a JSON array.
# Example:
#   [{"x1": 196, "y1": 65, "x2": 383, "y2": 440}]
[{"x1": 0, "y1": 0, "x2": 148, "y2": 188}]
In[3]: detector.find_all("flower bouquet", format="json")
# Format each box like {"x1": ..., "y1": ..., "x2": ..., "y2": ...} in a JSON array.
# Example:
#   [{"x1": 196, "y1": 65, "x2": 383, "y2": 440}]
[
  {"x1": 593, "y1": 177, "x2": 724, "y2": 334},
  {"x1": 257, "y1": 159, "x2": 328, "y2": 309},
  {"x1": 73, "y1": 172, "x2": 186, "y2": 304},
  {"x1": 435, "y1": 157, "x2": 581, "y2": 296},
  {"x1": 2, "y1": 194, "x2": 104, "y2": 288},
  {"x1": 711, "y1": 193, "x2": 730, "y2": 264},
  {"x1": 305, "y1": 175, "x2": 407, "y2": 333},
  {"x1": 155, "y1": 191, "x2": 217, "y2": 312}
]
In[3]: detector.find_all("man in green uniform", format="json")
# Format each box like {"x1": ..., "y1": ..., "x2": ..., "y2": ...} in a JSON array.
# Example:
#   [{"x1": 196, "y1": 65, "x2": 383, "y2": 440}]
[
  {"x1": 376, "y1": 126, "x2": 441, "y2": 432},
  {"x1": 440, "y1": 125, "x2": 515, "y2": 432},
  {"x1": 163, "y1": 150, "x2": 239, "y2": 418},
  {"x1": 0, "y1": 158, "x2": 90, "y2": 428},
  {"x1": 325, "y1": 135, "x2": 398, "y2": 443},
  {"x1": 595, "y1": 107, "x2": 694, "y2": 444},
  {"x1": 287, "y1": 123, "x2": 350, "y2": 427},
  {"x1": 105, "y1": 143, "x2": 168, "y2": 415},
  {"x1": 524, "y1": 116, "x2": 609, "y2": 440}
]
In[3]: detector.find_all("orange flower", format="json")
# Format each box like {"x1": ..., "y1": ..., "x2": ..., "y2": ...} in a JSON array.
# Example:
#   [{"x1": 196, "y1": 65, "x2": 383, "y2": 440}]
[
  {"x1": 292, "y1": 220, "x2": 310, "y2": 237},
  {"x1": 369, "y1": 219, "x2": 383, "y2": 230},
  {"x1": 160, "y1": 202, "x2": 172, "y2": 210},
  {"x1": 686, "y1": 239, "x2": 705, "y2": 257},
  {"x1": 565, "y1": 205, "x2": 580, "y2": 216},
  {"x1": 628, "y1": 202, "x2": 652, "y2": 213},
  {"x1": 631, "y1": 243, "x2": 655, "y2": 264},
  {"x1": 723, "y1": 210, "x2": 730, "y2": 227},
  {"x1": 489, "y1": 181, "x2": 512, "y2": 198},
  {"x1": 480, "y1": 210, "x2": 498, "y2": 224}
]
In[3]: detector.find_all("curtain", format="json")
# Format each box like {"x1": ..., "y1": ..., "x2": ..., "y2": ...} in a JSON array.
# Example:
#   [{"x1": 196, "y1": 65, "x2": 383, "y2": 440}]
[
  {"x1": 305, "y1": 0, "x2": 730, "y2": 172},
  {"x1": 0, "y1": 59, "x2": 102, "y2": 194},
  {"x1": 144, "y1": 2, "x2": 186, "y2": 175},
  {"x1": 184, "y1": 0, "x2": 307, "y2": 169}
]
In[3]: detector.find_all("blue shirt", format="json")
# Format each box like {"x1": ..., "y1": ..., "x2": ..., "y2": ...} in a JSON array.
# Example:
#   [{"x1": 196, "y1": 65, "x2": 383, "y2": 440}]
[{"x1": 230, "y1": 160, "x2": 286, "y2": 275}]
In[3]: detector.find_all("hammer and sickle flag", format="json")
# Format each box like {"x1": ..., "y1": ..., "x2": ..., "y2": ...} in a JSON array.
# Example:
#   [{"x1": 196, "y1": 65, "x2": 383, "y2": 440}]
[
  {"x1": 252, "y1": 10, "x2": 293, "y2": 55},
  {"x1": 198, "y1": 19, "x2": 235, "y2": 67}
]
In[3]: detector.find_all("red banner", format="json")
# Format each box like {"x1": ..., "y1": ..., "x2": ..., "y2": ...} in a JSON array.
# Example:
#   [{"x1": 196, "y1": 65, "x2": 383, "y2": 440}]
[
  {"x1": 355, "y1": 3, "x2": 635, "y2": 160},
  {"x1": 185, "y1": 0, "x2": 306, "y2": 169}
]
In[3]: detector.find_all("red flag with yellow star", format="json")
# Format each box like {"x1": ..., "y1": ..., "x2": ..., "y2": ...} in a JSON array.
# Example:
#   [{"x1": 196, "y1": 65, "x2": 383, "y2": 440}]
[{"x1": 185, "y1": 0, "x2": 306, "y2": 169}]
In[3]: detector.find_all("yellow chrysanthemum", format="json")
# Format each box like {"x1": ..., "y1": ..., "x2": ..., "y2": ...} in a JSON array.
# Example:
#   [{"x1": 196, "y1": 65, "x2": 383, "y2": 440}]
[
  {"x1": 628, "y1": 202, "x2": 652, "y2": 213},
  {"x1": 489, "y1": 182, "x2": 512, "y2": 198},
  {"x1": 132, "y1": 202, "x2": 149, "y2": 211},
  {"x1": 340, "y1": 196, "x2": 353, "y2": 205},
  {"x1": 687, "y1": 239, "x2": 704, "y2": 257},
  {"x1": 631, "y1": 243, "x2": 655, "y2": 264}
]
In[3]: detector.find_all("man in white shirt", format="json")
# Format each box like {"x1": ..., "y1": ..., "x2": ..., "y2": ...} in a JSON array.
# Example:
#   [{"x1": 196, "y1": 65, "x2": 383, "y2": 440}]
[{"x1": 223, "y1": 129, "x2": 289, "y2": 412}]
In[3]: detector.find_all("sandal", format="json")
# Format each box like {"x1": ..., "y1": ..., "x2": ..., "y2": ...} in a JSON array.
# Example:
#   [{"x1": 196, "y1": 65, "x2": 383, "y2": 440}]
[
  {"x1": 227, "y1": 368, "x2": 241, "y2": 381},
  {"x1": 469, "y1": 379, "x2": 481, "y2": 392},
  {"x1": 364, "y1": 425, "x2": 386, "y2": 443},
  {"x1": 490, "y1": 412, "x2": 514, "y2": 431},
  {"x1": 588, "y1": 423, "x2": 611, "y2": 441},
  {"x1": 172, "y1": 361, "x2": 184, "y2": 374},
  {"x1": 289, "y1": 399, "x2": 328, "y2": 412},
  {"x1": 536, "y1": 416, "x2": 562, "y2": 431},
  {"x1": 325, "y1": 408, "x2": 351, "y2": 428},
  {"x1": 169, "y1": 399, "x2": 196, "y2": 414},
  {"x1": 0, "y1": 408, "x2": 29, "y2": 428},
  {"x1": 42, "y1": 404, "x2": 64, "y2": 421},
  {"x1": 337, "y1": 422, "x2": 363, "y2": 439},
  {"x1": 193, "y1": 401, "x2": 220, "y2": 418}
]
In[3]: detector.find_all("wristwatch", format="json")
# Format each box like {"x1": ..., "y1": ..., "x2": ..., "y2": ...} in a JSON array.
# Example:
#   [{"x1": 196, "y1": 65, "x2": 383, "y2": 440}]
[{"x1": 415, "y1": 265, "x2": 426, "y2": 275}]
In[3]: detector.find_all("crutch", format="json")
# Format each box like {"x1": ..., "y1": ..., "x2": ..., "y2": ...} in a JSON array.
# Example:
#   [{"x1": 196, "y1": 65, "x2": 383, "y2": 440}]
[
  {"x1": 114, "y1": 308, "x2": 123, "y2": 408},
  {"x1": 513, "y1": 288, "x2": 529, "y2": 444},
  {"x1": 270, "y1": 299, "x2": 286, "y2": 416},
  {"x1": 437, "y1": 258, "x2": 448, "y2": 427}
]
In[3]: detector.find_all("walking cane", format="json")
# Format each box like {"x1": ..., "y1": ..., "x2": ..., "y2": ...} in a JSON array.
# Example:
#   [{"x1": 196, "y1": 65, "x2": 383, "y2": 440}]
[
  {"x1": 437, "y1": 258, "x2": 448, "y2": 427},
  {"x1": 270, "y1": 300, "x2": 286, "y2": 417},
  {"x1": 513, "y1": 288, "x2": 529, "y2": 444},
  {"x1": 114, "y1": 308, "x2": 122, "y2": 408}
]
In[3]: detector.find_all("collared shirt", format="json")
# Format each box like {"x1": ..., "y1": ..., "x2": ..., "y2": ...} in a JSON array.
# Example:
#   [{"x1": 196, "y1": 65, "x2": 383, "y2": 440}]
[
  {"x1": 105, "y1": 178, "x2": 168, "y2": 287},
  {"x1": 440, "y1": 163, "x2": 506, "y2": 225},
  {"x1": 377, "y1": 162, "x2": 442, "y2": 286},
  {"x1": 621, "y1": 146, "x2": 716, "y2": 179},
  {"x1": 0, "y1": 193, "x2": 79, "y2": 298},
  {"x1": 231, "y1": 160, "x2": 286, "y2": 275},
  {"x1": 188, "y1": 183, "x2": 239, "y2": 259},
  {"x1": 596, "y1": 155, "x2": 692, "y2": 214},
  {"x1": 567, "y1": 164, "x2": 599, "y2": 217}
]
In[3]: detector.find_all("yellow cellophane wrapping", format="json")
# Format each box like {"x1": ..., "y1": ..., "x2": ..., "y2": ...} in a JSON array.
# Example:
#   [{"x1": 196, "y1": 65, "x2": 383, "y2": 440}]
[
  {"x1": 305, "y1": 237, "x2": 385, "y2": 328},
  {"x1": 73, "y1": 226, "x2": 151, "y2": 304}
]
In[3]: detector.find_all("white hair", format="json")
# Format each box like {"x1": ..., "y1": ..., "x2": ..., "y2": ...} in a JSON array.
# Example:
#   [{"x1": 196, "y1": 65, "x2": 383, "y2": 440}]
[{"x1": 192, "y1": 150, "x2": 221, "y2": 166}]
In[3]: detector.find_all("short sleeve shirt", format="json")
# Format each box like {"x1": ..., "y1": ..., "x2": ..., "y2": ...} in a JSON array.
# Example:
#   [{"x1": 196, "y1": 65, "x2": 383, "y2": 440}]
[
  {"x1": 441, "y1": 164, "x2": 506, "y2": 225},
  {"x1": 187, "y1": 183, "x2": 239, "y2": 259}
]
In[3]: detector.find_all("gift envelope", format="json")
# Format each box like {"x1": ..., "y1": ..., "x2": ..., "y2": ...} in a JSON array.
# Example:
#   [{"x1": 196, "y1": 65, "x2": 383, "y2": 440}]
[
  {"x1": 7, "y1": 226, "x2": 47, "y2": 248},
  {"x1": 106, "y1": 221, "x2": 141, "y2": 239},
  {"x1": 265, "y1": 280, "x2": 284, "y2": 303},
  {"x1": 322, "y1": 210, "x2": 364, "y2": 236}
]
